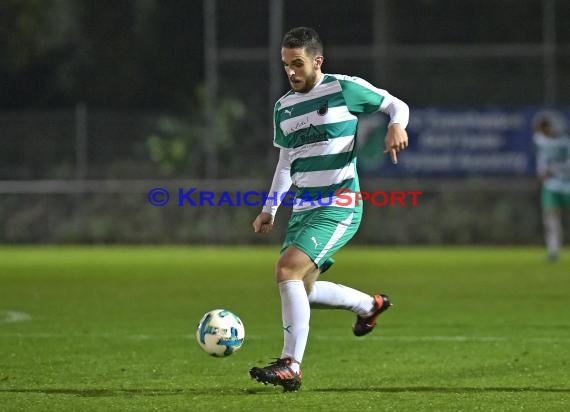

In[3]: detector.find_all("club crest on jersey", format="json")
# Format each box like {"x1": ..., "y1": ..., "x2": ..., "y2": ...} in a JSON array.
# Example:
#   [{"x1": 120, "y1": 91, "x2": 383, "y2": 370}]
[{"x1": 317, "y1": 101, "x2": 328, "y2": 116}]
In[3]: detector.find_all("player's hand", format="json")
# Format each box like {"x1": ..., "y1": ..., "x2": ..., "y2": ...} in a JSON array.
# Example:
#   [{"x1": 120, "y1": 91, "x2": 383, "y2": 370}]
[
  {"x1": 252, "y1": 212, "x2": 274, "y2": 234},
  {"x1": 384, "y1": 123, "x2": 409, "y2": 165}
]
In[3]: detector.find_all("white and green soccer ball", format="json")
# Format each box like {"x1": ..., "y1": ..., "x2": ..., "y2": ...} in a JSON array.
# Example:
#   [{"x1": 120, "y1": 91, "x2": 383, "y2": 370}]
[{"x1": 196, "y1": 309, "x2": 245, "y2": 357}]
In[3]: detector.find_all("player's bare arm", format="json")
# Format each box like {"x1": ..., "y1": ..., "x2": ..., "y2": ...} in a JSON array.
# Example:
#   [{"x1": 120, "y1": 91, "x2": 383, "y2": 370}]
[{"x1": 384, "y1": 123, "x2": 409, "y2": 164}]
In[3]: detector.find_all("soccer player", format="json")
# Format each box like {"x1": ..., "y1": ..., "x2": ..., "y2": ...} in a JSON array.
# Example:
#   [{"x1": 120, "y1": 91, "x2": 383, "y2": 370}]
[
  {"x1": 533, "y1": 114, "x2": 570, "y2": 262},
  {"x1": 249, "y1": 27, "x2": 409, "y2": 391}
]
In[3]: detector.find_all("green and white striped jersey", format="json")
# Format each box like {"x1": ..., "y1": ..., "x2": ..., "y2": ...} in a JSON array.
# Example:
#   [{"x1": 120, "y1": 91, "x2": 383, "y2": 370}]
[
  {"x1": 534, "y1": 132, "x2": 570, "y2": 193},
  {"x1": 268, "y1": 73, "x2": 408, "y2": 213}
]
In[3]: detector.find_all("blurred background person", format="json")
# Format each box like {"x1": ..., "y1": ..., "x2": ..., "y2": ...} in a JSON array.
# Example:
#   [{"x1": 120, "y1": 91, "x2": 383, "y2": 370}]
[{"x1": 533, "y1": 114, "x2": 570, "y2": 261}]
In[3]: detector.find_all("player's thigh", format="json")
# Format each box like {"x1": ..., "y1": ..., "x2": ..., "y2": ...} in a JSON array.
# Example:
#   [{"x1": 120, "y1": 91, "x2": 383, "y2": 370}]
[{"x1": 284, "y1": 207, "x2": 361, "y2": 269}]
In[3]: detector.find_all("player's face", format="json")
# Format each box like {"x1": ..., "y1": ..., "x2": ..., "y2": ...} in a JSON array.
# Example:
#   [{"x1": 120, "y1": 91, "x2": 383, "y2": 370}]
[
  {"x1": 281, "y1": 47, "x2": 323, "y2": 93},
  {"x1": 541, "y1": 123, "x2": 555, "y2": 137}
]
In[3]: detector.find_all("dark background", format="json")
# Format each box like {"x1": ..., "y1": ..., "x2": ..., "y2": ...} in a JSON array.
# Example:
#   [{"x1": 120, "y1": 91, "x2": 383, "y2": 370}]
[
  {"x1": 0, "y1": 0, "x2": 569, "y2": 245},
  {"x1": 2, "y1": 0, "x2": 569, "y2": 111}
]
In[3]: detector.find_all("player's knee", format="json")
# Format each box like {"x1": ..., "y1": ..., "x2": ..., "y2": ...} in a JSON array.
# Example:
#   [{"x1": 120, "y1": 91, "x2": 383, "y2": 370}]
[
  {"x1": 275, "y1": 256, "x2": 305, "y2": 283},
  {"x1": 275, "y1": 247, "x2": 317, "y2": 283},
  {"x1": 275, "y1": 263, "x2": 301, "y2": 283}
]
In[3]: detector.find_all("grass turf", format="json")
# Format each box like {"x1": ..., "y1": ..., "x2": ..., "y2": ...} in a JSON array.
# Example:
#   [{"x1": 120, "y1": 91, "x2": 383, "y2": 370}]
[{"x1": 0, "y1": 246, "x2": 569, "y2": 411}]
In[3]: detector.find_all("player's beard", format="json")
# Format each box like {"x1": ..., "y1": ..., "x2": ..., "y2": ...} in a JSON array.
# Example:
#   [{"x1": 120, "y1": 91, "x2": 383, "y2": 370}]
[{"x1": 291, "y1": 70, "x2": 318, "y2": 93}]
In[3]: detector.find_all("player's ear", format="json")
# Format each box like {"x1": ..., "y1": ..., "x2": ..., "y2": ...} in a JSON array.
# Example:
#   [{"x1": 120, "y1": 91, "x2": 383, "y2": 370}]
[{"x1": 314, "y1": 55, "x2": 323, "y2": 70}]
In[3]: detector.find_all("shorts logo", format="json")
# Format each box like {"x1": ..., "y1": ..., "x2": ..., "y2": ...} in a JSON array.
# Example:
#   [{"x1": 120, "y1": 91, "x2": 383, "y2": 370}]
[{"x1": 310, "y1": 236, "x2": 321, "y2": 249}]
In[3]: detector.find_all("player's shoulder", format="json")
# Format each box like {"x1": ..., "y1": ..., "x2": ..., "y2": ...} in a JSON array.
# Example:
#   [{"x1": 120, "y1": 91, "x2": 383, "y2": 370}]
[
  {"x1": 326, "y1": 73, "x2": 356, "y2": 81},
  {"x1": 328, "y1": 74, "x2": 381, "y2": 94},
  {"x1": 274, "y1": 90, "x2": 296, "y2": 110},
  {"x1": 534, "y1": 134, "x2": 570, "y2": 150},
  {"x1": 328, "y1": 73, "x2": 371, "y2": 84},
  {"x1": 533, "y1": 132, "x2": 546, "y2": 143},
  {"x1": 533, "y1": 132, "x2": 553, "y2": 145}
]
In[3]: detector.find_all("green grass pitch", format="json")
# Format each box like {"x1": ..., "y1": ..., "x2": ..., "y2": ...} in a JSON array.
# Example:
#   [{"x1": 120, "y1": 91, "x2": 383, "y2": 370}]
[{"x1": 0, "y1": 246, "x2": 569, "y2": 411}]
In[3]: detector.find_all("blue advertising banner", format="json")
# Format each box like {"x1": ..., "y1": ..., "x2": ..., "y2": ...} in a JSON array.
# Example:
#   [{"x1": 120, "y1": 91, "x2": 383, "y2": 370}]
[{"x1": 357, "y1": 107, "x2": 570, "y2": 177}]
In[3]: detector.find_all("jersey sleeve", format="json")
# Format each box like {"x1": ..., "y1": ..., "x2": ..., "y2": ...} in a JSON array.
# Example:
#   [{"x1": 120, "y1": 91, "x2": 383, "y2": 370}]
[
  {"x1": 378, "y1": 91, "x2": 410, "y2": 128},
  {"x1": 337, "y1": 75, "x2": 409, "y2": 128},
  {"x1": 261, "y1": 148, "x2": 292, "y2": 216},
  {"x1": 337, "y1": 76, "x2": 386, "y2": 114},
  {"x1": 534, "y1": 133, "x2": 549, "y2": 174},
  {"x1": 273, "y1": 101, "x2": 287, "y2": 148}
]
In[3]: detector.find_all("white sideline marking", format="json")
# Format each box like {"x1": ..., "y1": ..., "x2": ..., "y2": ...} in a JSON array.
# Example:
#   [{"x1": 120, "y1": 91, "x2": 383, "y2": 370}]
[
  {"x1": 0, "y1": 332, "x2": 569, "y2": 344},
  {"x1": 0, "y1": 310, "x2": 32, "y2": 323}
]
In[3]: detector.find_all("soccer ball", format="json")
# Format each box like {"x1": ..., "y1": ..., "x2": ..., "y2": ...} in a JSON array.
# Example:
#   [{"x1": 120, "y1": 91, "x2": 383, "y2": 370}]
[{"x1": 196, "y1": 309, "x2": 245, "y2": 357}]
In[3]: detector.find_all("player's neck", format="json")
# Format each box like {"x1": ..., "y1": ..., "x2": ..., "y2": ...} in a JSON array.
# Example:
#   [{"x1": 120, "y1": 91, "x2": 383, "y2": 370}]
[{"x1": 304, "y1": 72, "x2": 323, "y2": 93}]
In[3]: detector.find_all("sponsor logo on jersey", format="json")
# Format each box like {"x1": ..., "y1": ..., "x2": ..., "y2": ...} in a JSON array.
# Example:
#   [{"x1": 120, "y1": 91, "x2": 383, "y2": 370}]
[{"x1": 292, "y1": 124, "x2": 328, "y2": 147}]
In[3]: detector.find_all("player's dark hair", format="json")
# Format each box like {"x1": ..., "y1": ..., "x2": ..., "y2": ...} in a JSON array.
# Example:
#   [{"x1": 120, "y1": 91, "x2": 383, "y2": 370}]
[
  {"x1": 534, "y1": 115, "x2": 554, "y2": 133},
  {"x1": 282, "y1": 27, "x2": 323, "y2": 57},
  {"x1": 537, "y1": 117, "x2": 551, "y2": 129}
]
